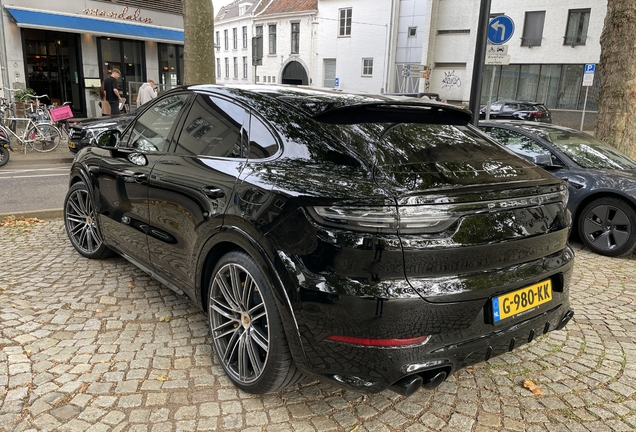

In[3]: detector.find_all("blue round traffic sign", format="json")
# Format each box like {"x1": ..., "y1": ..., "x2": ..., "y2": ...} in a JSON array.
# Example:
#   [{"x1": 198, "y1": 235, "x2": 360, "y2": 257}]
[{"x1": 487, "y1": 15, "x2": 515, "y2": 45}]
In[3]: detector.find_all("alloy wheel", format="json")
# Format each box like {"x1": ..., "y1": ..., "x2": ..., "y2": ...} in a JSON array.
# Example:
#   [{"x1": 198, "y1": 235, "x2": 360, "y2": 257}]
[
  {"x1": 582, "y1": 203, "x2": 631, "y2": 252},
  {"x1": 65, "y1": 188, "x2": 104, "y2": 255},
  {"x1": 209, "y1": 263, "x2": 270, "y2": 385}
]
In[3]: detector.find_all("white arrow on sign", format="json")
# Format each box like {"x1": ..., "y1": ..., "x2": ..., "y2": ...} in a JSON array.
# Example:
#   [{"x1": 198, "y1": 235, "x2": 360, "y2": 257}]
[{"x1": 491, "y1": 20, "x2": 506, "y2": 41}]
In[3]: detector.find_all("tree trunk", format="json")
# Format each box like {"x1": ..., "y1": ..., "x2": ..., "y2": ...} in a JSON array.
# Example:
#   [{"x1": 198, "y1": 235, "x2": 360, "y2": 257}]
[
  {"x1": 596, "y1": 1, "x2": 636, "y2": 158},
  {"x1": 182, "y1": 0, "x2": 216, "y2": 85}
]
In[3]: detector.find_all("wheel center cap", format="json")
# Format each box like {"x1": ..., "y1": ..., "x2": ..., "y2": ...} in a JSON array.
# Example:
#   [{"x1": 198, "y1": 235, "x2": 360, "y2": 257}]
[
  {"x1": 87, "y1": 216, "x2": 92, "y2": 224},
  {"x1": 242, "y1": 314, "x2": 250, "y2": 328}
]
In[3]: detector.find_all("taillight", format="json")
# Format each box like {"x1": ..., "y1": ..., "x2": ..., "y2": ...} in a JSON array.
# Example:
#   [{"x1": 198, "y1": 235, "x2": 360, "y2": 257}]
[
  {"x1": 325, "y1": 334, "x2": 430, "y2": 347},
  {"x1": 308, "y1": 206, "x2": 458, "y2": 234},
  {"x1": 529, "y1": 111, "x2": 544, "y2": 119}
]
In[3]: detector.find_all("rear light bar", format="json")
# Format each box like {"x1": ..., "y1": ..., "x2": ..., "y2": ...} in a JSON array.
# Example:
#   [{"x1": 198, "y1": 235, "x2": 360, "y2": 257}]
[{"x1": 325, "y1": 334, "x2": 430, "y2": 347}]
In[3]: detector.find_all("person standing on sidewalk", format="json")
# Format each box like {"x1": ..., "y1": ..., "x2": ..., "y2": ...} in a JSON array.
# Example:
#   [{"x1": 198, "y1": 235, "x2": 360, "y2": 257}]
[
  {"x1": 137, "y1": 79, "x2": 157, "y2": 108},
  {"x1": 104, "y1": 69, "x2": 124, "y2": 115}
]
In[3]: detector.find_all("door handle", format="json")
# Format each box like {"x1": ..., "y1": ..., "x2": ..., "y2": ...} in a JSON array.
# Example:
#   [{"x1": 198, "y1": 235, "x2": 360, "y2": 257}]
[
  {"x1": 133, "y1": 173, "x2": 148, "y2": 183},
  {"x1": 203, "y1": 187, "x2": 225, "y2": 198}
]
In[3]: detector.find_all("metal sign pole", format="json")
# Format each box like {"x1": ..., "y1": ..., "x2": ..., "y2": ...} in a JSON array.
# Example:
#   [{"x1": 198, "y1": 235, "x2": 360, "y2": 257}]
[
  {"x1": 580, "y1": 86, "x2": 589, "y2": 131},
  {"x1": 485, "y1": 66, "x2": 496, "y2": 121}
]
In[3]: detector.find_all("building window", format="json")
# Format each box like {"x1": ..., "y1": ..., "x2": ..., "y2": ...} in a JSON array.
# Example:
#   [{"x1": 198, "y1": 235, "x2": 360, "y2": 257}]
[
  {"x1": 256, "y1": 75, "x2": 259, "y2": 83},
  {"x1": 291, "y1": 22, "x2": 300, "y2": 54},
  {"x1": 437, "y1": 29, "x2": 470, "y2": 35},
  {"x1": 362, "y1": 58, "x2": 373, "y2": 76},
  {"x1": 324, "y1": 59, "x2": 336, "y2": 87},
  {"x1": 233, "y1": 57, "x2": 238, "y2": 78},
  {"x1": 564, "y1": 9, "x2": 590, "y2": 46},
  {"x1": 233, "y1": 28, "x2": 238, "y2": 49},
  {"x1": 242, "y1": 56, "x2": 247, "y2": 78},
  {"x1": 224, "y1": 58, "x2": 229, "y2": 78},
  {"x1": 339, "y1": 8, "x2": 352, "y2": 36},
  {"x1": 216, "y1": 58, "x2": 221, "y2": 78},
  {"x1": 521, "y1": 11, "x2": 545, "y2": 47},
  {"x1": 269, "y1": 24, "x2": 277, "y2": 55},
  {"x1": 272, "y1": 76, "x2": 276, "y2": 83},
  {"x1": 408, "y1": 27, "x2": 417, "y2": 37},
  {"x1": 242, "y1": 26, "x2": 248, "y2": 48},
  {"x1": 224, "y1": 29, "x2": 228, "y2": 50},
  {"x1": 158, "y1": 43, "x2": 184, "y2": 87},
  {"x1": 215, "y1": 31, "x2": 220, "y2": 51}
]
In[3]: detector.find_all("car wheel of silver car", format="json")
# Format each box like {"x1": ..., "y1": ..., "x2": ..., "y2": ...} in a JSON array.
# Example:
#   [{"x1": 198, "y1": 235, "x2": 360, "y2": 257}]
[
  {"x1": 64, "y1": 181, "x2": 113, "y2": 259},
  {"x1": 578, "y1": 197, "x2": 636, "y2": 257},
  {"x1": 208, "y1": 251, "x2": 302, "y2": 393}
]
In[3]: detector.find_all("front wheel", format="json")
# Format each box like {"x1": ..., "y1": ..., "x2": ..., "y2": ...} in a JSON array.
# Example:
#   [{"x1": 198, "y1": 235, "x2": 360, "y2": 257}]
[
  {"x1": 578, "y1": 197, "x2": 636, "y2": 257},
  {"x1": 208, "y1": 251, "x2": 303, "y2": 394},
  {"x1": 0, "y1": 145, "x2": 9, "y2": 167},
  {"x1": 64, "y1": 181, "x2": 113, "y2": 259},
  {"x1": 25, "y1": 123, "x2": 61, "y2": 152}
]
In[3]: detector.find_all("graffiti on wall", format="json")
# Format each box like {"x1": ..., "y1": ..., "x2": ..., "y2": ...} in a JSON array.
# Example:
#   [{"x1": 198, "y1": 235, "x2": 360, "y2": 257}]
[{"x1": 441, "y1": 71, "x2": 461, "y2": 89}]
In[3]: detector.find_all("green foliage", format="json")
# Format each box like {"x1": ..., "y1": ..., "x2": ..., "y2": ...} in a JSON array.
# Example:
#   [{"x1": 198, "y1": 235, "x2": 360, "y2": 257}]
[{"x1": 14, "y1": 88, "x2": 36, "y2": 103}]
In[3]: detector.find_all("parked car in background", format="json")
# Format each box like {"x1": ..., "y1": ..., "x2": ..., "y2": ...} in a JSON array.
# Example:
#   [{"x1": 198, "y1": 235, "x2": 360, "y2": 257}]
[
  {"x1": 479, "y1": 100, "x2": 552, "y2": 123},
  {"x1": 64, "y1": 85, "x2": 574, "y2": 397},
  {"x1": 67, "y1": 112, "x2": 134, "y2": 153},
  {"x1": 480, "y1": 121, "x2": 636, "y2": 257}
]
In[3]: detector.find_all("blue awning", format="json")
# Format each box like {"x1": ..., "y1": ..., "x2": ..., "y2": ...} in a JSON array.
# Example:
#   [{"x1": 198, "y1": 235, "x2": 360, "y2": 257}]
[{"x1": 5, "y1": 7, "x2": 183, "y2": 44}]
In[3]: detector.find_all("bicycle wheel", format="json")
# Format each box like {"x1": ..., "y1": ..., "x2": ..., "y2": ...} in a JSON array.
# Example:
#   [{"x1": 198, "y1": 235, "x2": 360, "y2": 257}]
[
  {"x1": 25, "y1": 123, "x2": 61, "y2": 152},
  {"x1": 2, "y1": 107, "x2": 16, "y2": 132}
]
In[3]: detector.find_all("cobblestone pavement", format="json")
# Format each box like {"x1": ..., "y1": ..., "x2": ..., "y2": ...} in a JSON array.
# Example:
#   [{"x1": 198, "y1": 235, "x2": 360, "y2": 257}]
[{"x1": 1, "y1": 220, "x2": 636, "y2": 432}]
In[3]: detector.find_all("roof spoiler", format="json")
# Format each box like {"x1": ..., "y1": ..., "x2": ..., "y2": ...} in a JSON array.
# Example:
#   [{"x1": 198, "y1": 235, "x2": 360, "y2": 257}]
[{"x1": 313, "y1": 103, "x2": 473, "y2": 125}]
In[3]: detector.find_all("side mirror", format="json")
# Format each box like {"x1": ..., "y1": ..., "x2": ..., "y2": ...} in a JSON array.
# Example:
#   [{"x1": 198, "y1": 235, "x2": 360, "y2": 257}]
[
  {"x1": 533, "y1": 154, "x2": 553, "y2": 166},
  {"x1": 95, "y1": 130, "x2": 121, "y2": 149}
]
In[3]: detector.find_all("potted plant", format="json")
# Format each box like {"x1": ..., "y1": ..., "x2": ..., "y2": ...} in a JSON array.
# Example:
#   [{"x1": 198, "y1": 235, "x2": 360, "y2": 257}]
[{"x1": 14, "y1": 88, "x2": 36, "y2": 116}]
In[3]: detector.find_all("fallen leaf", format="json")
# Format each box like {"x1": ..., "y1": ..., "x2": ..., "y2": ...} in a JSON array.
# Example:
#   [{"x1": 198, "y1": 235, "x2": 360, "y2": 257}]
[
  {"x1": 25, "y1": 350, "x2": 32, "y2": 357},
  {"x1": 523, "y1": 379, "x2": 543, "y2": 395},
  {"x1": 96, "y1": 309, "x2": 102, "y2": 313},
  {"x1": 157, "y1": 376, "x2": 169, "y2": 382},
  {"x1": 159, "y1": 316, "x2": 171, "y2": 322},
  {"x1": 79, "y1": 382, "x2": 89, "y2": 393},
  {"x1": 350, "y1": 426, "x2": 359, "y2": 432},
  {"x1": 129, "y1": 284, "x2": 136, "y2": 289}
]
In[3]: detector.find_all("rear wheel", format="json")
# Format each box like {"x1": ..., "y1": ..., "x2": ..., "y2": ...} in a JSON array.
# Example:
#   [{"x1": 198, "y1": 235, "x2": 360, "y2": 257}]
[
  {"x1": 25, "y1": 123, "x2": 61, "y2": 152},
  {"x1": 208, "y1": 251, "x2": 302, "y2": 393},
  {"x1": 0, "y1": 145, "x2": 8, "y2": 167},
  {"x1": 578, "y1": 197, "x2": 636, "y2": 257},
  {"x1": 64, "y1": 182, "x2": 113, "y2": 259}
]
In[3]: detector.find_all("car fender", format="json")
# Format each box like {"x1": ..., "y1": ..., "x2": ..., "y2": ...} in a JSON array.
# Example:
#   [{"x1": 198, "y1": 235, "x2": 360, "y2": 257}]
[{"x1": 195, "y1": 225, "x2": 308, "y2": 368}]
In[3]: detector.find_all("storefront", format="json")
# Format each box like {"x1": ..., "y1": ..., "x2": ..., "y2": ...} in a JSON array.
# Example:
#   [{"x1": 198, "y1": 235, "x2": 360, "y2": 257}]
[{"x1": 0, "y1": 1, "x2": 184, "y2": 117}]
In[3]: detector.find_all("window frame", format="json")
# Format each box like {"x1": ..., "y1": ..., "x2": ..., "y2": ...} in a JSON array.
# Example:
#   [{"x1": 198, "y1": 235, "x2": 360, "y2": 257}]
[
  {"x1": 339, "y1": 8, "x2": 352, "y2": 37},
  {"x1": 233, "y1": 27, "x2": 238, "y2": 50},
  {"x1": 362, "y1": 58, "x2": 374, "y2": 77},
  {"x1": 242, "y1": 56, "x2": 248, "y2": 79},
  {"x1": 268, "y1": 24, "x2": 277, "y2": 55},
  {"x1": 233, "y1": 57, "x2": 238, "y2": 78},
  {"x1": 224, "y1": 58, "x2": 229, "y2": 78},
  {"x1": 215, "y1": 31, "x2": 220, "y2": 52},
  {"x1": 521, "y1": 11, "x2": 546, "y2": 47},
  {"x1": 242, "y1": 26, "x2": 248, "y2": 49},
  {"x1": 291, "y1": 22, "x2": 300, "y2": 54},
  {"x1": 224, "y1": 29, "x2": 229, "y2": 50},
  {"x1": 564, "y1": 8, "x2": 591, "y2": 46}
]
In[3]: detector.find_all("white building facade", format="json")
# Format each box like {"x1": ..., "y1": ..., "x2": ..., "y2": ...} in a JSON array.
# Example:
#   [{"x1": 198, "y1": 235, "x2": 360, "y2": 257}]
[{"x1": 0, "y1": 0, "x2": 186, "y2": 117}]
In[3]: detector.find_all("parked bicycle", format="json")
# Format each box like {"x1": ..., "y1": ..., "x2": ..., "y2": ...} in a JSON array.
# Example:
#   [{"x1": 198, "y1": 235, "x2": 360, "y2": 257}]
[{"x1": 0, "y1": 109, "x2": 61, "y2": 153}]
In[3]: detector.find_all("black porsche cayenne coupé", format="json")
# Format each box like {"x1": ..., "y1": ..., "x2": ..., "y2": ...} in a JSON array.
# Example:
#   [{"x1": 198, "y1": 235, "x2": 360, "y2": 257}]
[{"x1": 64, "y1": 85, "x2": 574, "y2": 396}]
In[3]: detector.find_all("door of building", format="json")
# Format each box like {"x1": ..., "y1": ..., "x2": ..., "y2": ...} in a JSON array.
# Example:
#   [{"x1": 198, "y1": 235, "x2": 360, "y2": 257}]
[
  {"x1": 23, "y1": 29, "x2": 85, "y2": 116},
  {"x1": 98, "y1": 38, "x2": 145, "y2": 107}
]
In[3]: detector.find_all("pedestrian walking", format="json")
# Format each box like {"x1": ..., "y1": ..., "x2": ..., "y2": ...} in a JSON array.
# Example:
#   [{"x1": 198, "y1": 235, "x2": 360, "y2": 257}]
[{"x1": 104, "y1": 68, "x2": 124, "y2": 115}]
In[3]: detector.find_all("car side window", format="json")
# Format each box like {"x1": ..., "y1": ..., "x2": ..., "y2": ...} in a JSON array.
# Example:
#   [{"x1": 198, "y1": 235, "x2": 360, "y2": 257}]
[
  {"x1": 123, "y1": 94, "x2": 190, "y2": 152},
  {"x1": 502, "y1": 103, "x2": 518, "y2": 112},
  {"x1": 249, "y1": 115, "x2": 279, "y2": 159},
  {"x1": 174, "y1": 95, "x2": 247, "y2": 158},
  {"x1": 484, "y1": 127, "x2": 552, "y2": 161}
]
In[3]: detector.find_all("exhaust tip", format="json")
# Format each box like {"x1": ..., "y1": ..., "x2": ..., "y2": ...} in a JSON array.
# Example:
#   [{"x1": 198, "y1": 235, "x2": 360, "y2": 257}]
[
  {"x1": 389, "y1": 374, "x2": 423, "y2": 397},
  {"x1": 421, "y1": 370, "x2": 447, "y2": 390}
]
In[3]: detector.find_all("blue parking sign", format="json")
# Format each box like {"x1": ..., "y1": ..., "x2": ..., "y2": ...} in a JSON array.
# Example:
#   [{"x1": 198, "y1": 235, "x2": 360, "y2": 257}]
[{"x1": 334, "y1": 78, "x2": 340, "y2": 87}]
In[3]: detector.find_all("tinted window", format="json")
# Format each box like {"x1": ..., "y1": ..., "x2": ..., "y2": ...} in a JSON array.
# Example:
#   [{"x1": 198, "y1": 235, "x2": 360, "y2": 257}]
[
  {"x1": 123, "y1": 94, "x2": 190, "y2": 152},
  {"x1": 541, "y1": 130, "x2": 636, "y2": 169},
  {"x1": 249, "y1": 115, "x2": 278, "y2": 159},
  {"x1": 175, "y1": 95, "x2": 247, "y2": 158},
  {"x1": 483, "y1": 127, "x2": 553, "y2": 162}
]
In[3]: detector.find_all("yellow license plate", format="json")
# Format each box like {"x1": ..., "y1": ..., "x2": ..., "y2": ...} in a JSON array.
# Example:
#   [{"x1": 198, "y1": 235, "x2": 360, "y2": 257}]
[
  {"x1": 492, "y1": 280, "x2": 552, "y2": 323},
  {"x1": 68, "y1": 141, "x2": 76, "y2": 148}
]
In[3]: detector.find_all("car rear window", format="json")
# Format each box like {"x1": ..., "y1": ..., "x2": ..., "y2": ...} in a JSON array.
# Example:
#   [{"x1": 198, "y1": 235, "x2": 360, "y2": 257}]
[{"x1": 323, "y1": 123, "x2": 529, "y2": 167}]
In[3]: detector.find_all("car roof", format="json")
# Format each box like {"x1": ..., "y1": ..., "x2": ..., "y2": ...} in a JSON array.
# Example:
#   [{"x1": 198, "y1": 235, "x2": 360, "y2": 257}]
[
  {"x1": 491, "y1": 100, "x2": 546, "y2": 105},
  {"x1": 186, "y1": 84, "x2": 473, "y2": 124}
]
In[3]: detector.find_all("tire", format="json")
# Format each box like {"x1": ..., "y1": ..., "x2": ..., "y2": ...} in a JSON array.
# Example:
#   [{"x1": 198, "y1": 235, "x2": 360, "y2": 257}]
[
  {"x1": 0, "y1": 146, "x2": 8, "y2": 167},
  {"x1": 578, "y1": 197, "x2": 636, "y2": 257},
  {"x1": 208, "y1": 251, "x2": 303, "y2": 393},
  {"x1": 64, "y1": 182, "x2": 114, "y2": 259},
  {"x1": 25, "y1": 123, "x2": 61, "y2": 152}
]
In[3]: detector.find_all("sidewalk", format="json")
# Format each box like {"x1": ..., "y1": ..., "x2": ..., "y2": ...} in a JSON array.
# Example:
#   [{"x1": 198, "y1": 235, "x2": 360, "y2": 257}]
[{"x1": 6, "y1": 134, "x2": 75, "y2": 166}]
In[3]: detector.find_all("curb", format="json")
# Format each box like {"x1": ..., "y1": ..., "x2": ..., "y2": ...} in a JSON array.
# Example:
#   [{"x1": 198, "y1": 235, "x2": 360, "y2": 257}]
[
  {"x1": 0, "y1": 208, "x2": 64, "y2": 220},
  {"x1": 7, "y1": 157, "x2": 74, "y2": 166}
]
